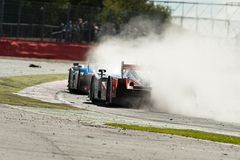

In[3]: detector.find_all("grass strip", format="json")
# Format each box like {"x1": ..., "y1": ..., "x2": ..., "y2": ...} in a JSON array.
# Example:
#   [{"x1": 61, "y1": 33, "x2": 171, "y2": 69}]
[
  {"x1": 107, "y1": 123, "x2": 240, "y2": 145},
  {"x1": 0, "y1": 74, "x2": 80, "y2": 110}
]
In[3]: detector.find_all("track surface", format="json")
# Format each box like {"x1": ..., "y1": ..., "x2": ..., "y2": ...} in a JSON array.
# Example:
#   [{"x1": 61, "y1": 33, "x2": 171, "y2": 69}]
[
  {"x1": 19, "y1": 80, "x2": 240, "y2": 137},
  {"x1": 1, "y1": 58, "x2": 240, "y2": 160}
]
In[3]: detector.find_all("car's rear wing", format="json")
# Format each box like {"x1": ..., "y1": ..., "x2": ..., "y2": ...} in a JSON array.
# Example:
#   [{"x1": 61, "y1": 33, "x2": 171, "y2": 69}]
[{"x1": 121, "y1": 61, "x2": 139, "y2": 78}]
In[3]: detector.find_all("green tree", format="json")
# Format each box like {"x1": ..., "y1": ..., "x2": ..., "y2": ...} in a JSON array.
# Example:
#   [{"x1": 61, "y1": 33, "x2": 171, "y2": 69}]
[
  {"x1": 98, "y1": 0, "x2": 171, "y2": 25},
  {"x1": 25, "y1": 0, "x2": 70, "y2": 5},
  {"x1": 24, "y1": 0, "x2": 103, "y2": 6},
  {"x1": 70, "y1": 0, "x2": 103, "y2": 7}
]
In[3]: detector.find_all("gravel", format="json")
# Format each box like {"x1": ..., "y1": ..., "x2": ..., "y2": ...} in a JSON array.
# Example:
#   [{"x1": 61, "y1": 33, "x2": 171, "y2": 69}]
[
  {"x1": 0, "y1": 57, "x2": 80, "y2": 77},
  {"x1": 0, "y1": 57, "x2": 240, "y2": 160}
]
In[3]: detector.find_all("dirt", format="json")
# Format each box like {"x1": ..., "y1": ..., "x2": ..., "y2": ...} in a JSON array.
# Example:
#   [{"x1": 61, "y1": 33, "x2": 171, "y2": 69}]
[{"x1": 0, "y1": 57, "x2": 240, "y2": 160}]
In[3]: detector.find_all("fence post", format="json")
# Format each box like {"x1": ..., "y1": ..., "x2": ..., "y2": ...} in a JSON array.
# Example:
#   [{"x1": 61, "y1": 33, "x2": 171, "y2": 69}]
[
  {"x1": 40, "y1": 4, "x2": 45, "y2": 41},
  {"x1": 67, "y1": 4, "x2": 71, "y2": 22},
  {"x1": 180, "y1": 2, "x2": 184, "y2": 27},
  {"x1": 17, "y1": 1, "x2": 23, "y2": 38},
  {"x1": 0, "y1": 0, "x2": 5, "y2": 37}
]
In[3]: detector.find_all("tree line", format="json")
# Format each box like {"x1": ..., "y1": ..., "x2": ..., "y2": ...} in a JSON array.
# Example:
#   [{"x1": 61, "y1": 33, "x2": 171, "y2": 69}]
[{"x1": 4, "y1": 0, "x2": 170, "y2": 26}]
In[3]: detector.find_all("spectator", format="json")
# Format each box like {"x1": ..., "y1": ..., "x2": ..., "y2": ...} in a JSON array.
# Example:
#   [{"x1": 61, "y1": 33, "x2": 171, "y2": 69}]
[
  {"x1": 77, "y1": 18, "x2": 84, "y2": 42},
  {"x1": 72, "y1": 18, "x2": 86, "y2": 43},
  {"x1": 65, "y1": 20, "x2": 73, "y2": 42},
  {"x1": 59, "y1": 23, "x2": 65, "y2": 42},
  {"x1": 52, "y1": 22, "x2": 65, "y2": 42},
  {"x1": 72, "y1": 21, "x2": 78, "y2": 42},
  {"x1": 54, "y1": 19, "x2": 103, "y2": 43},
  {"x1": 83, "y1": 21, "x2": 90, "y2": 42},
  {"x1": 91, "y1": 23, "x2": 100, "y2": 41}
]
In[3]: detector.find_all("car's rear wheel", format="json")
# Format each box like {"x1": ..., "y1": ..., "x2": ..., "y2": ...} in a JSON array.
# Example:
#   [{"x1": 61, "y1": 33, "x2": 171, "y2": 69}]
[
  {"x1": 77, "y1": 72, "x2": 87, "y2": 94},
  {"x1": 68, "y1": 69, "x2": 72, "y2": 92},
  {"x1": 90, "y1": 76, "x2": 95, "y2": 103},
  {"x1": 106, "y1": 77, "x2": 112, "y2": 106}
]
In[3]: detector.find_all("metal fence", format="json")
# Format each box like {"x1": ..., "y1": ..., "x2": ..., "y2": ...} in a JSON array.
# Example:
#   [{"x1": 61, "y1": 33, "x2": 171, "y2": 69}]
[
  {"x1": 153, "y1": 1, "x2": 240, "y2": 38},
  {"x1": 0, "y1": 0, "x2": 101, "y2": 42}
]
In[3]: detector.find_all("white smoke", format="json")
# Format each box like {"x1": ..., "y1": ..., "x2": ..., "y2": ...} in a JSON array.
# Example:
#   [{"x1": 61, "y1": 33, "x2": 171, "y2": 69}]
[{"x1": 88, "y1": 17, "x2": 240, "y2": 123}]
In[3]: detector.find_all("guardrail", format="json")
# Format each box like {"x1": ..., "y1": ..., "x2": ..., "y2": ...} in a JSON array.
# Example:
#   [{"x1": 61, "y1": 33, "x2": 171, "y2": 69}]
[{"x1": 0, "y1": 38, "x2": 91, "y2": 60}]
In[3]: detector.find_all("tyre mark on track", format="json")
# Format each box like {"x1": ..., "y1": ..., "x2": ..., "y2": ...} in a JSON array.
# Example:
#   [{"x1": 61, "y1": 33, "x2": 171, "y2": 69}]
[
  {"x1": 0, "y1": 153, "x2": 4, "y2": 160},
  {"x1": 31, "y1": 131, "x2": 75, "y2": 160}
]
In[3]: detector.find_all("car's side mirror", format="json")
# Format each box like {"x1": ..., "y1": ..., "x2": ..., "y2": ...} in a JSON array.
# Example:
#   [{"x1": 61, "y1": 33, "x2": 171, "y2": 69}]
[
  {"x1": 98, "y1": 69, "x2": 106, "y2": 78},
  {"x1": 98, "y1": 69, "x2": 106, "y2": 73},
  {"x1": 73, "y1": 63, "x2": 79, "y2": 66}
]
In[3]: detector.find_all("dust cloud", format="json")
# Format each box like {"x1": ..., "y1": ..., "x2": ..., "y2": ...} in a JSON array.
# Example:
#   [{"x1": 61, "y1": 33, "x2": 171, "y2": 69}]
[{"x1": 88, "y1": 17, "x2": 240, "y2": 123}]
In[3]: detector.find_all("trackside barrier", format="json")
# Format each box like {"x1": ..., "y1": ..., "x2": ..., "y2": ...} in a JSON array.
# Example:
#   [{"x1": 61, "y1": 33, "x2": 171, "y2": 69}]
[{"x1": 0, "y1": 38, "x2": 91, "y2": 60}]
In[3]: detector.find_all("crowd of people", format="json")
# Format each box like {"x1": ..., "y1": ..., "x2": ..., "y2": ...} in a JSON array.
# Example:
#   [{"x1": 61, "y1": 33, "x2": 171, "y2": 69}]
[{"x1": 52, "y1": 18, "x2": 100, "y2": 43}]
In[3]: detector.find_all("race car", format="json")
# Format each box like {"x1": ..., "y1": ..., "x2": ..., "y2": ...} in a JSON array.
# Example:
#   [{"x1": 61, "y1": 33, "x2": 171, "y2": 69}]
[
  {"x1": 68, "y1": 63, "x2": 95, "y2": 94},
  {"x1": 89, "y1": 61, "x2": 151, "y2": 106}
]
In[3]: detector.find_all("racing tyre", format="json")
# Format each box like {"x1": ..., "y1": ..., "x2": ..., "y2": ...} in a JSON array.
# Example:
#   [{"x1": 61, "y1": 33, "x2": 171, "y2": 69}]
[
  {"x1": 69, "y1": 89, "x2": 75, "y2": 93},
  {"x1": 106, "y1": 77, "x2": 112, "y2": 106},
  {"x1": 90, "y1": 76, "x2": 96, "y2": 103},
  {"x1": 68, "y1": 69, "x2": 72, "y2": 92},
  {"x1": 77, "y1": 71, "x2": 82, "y2": 93}
]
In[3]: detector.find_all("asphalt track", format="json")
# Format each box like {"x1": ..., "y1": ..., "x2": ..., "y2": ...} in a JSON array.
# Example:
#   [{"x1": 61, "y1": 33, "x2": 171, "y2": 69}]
[
  {"x1": 20, "y1": 80, "x2": 240, "y2": 137},
  {"x1": 1, "y1": 58, "x2": 240, "y2": 160}
]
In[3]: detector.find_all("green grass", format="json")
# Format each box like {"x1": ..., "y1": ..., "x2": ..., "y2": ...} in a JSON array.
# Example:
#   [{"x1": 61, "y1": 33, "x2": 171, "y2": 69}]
[
  {"x1": 107, "y1": 123, "x2": 240, "y2": 145},
  {"x1": 0, "y1": 74, "x2": 80, "y2": 110}
]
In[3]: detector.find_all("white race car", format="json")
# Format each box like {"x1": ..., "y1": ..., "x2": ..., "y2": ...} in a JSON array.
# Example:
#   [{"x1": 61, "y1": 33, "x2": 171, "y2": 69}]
[{"x1": 89, "y1": 61, "x2": 151, "y2": 106}]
